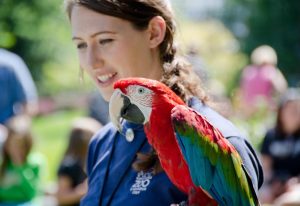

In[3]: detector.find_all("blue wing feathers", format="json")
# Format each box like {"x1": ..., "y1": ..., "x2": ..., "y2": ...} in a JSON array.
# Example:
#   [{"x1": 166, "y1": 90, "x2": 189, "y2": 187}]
[
  {"x1": 175, "y1": 132, "x2": 214, "y2": 191},
  {"x1": 171, "y1": 105, "x2": 259, "y2": 206}
]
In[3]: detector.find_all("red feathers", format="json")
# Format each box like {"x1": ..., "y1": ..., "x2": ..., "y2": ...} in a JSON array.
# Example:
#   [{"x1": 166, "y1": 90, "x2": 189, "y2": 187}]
[{"x1": 114, "y1": 77, "x2": 185, "y2": 105}]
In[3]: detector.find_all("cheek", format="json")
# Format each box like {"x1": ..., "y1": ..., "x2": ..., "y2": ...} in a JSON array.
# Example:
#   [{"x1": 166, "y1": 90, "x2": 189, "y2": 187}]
[
  {"x1": 115, "y1": 58, "x2": 148, "y2": 78},
  {"x1": 78, "y1": 57, "x2": 94, "y2": 79},
  {"x1": 108, "y1": 46, "x2": 132, "y2": 67},
  {"x1": 78, "y1": 53, "x2": 88, "y2": 70},
  {"x1": 111, "y1": 43, "x2": 148, "y2": 76}
]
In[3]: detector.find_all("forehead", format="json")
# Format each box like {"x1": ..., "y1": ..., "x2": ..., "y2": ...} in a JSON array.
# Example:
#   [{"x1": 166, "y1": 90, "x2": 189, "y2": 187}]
[{"x1": 70, "y1": 5, "x2": 133, "y2": 38}]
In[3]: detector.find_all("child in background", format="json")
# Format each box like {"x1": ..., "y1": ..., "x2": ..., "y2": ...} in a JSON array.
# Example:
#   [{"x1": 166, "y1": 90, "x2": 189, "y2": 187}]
[
  {"x1": 260, "y1": 88, "x2": 300, "y2": 204},
  {"x1": 0, "y1": 115, "x2": 41, "y2": 204},
  {"x1": 239, "y1": 45, "x2": 287, "y2": 117},
  {"x1": 55, "y1": 117, "x2": 102, "y2": 206}
]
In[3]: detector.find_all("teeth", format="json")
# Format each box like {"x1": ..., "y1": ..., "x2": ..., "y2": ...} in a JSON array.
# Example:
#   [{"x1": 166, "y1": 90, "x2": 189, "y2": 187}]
[{"x1": 97, "y1": 73, "x2": 115, "y2": 82}]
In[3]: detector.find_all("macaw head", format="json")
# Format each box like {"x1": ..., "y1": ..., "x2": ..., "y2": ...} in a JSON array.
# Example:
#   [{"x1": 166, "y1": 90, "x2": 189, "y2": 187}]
[{"x1": 109, "y1": 78, "x2": 184, "y2": 131}]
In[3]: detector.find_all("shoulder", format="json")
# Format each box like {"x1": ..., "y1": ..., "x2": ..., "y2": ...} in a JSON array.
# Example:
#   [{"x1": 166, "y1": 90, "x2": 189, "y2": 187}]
[
  {"x1": 58, "y1": 156, "x2": 85, "y2": 178},
  {"x1": 0, "y1": 49, "x2": 28, "y2": 71},
  {"x1": 59, "y1": 156, "x2": 81, "y2": 169},
  {"x1": 262, "y1": 65, "x2": 277, "y2": 73},
  {"x1": 261, "y1": 128, "x2": 280, "y2": 148},
  {"x1": 189, "y1": 97, "x2": 264, "y2": 189},
  {"x1": 188, "y1": 97, "x2": 243, "y2": 138},
  {"x1": 242, "y1": 65, "x2": 256, "y2": 76},
  {"x1": 266, "y1": 128, "x2": 276, "y2": 136},
  {"x1": 87, "y1": 122, "x2": 117, "y2": 165},
  {"x1": 20, "y1": 152, "x2": 45, "y2": 175},
  {"x1": 264, "y1": 128, "x2": 277, "y2": 141},
  {"x1": 0, "y1": 65, "x2": 22, "y2": 88},
  {"x1": 27, "y1": 152, "x2": 45, "y2": 167},
  {"x1": 89, "y1": 122, "x2": 116, "y2": 149},
  {"x1": 0, "y1": 65, "x2": 14, "y2": 76}
]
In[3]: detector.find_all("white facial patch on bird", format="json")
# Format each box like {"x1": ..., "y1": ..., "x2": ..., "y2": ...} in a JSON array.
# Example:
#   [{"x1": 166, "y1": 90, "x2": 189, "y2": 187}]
[
  {"x1": 126, "y1": 85, "x2": 153, "y2": 123},
  {"x1": 109, "y1": 88, "x2": 124, "y2": 131}
]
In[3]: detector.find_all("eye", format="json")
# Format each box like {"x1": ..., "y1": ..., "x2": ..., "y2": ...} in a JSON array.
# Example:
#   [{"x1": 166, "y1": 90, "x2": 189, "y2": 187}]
[
  {"x1": 99, "y1": 39, "x2": 114, "y2": 45},
  {"x1": 76, "y1": 42, "x2": 87, "y2": 49},
  {"x1": 137, "y1": 87, "x2": 145, "y2": 94}
]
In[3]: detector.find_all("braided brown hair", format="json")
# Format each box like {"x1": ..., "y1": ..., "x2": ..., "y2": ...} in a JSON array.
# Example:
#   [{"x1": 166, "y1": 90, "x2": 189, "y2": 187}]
[{"x1": 65, "y1": 0, "x2": 209, "y2": 173}]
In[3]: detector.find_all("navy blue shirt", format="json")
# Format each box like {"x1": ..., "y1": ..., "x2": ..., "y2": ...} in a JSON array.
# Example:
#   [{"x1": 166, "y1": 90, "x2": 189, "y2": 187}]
[
  {"x1": 81, "y1": 97, "x2": 263, "y2": 206},
  {"x1": 0, "y1": 65, "x2": 26, "y2": 124}
]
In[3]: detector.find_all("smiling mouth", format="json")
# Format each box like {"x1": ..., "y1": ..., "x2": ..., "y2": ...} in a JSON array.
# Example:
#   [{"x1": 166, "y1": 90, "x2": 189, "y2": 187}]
[{"x1": 97, "y1": 72, "x2": 117, "y2": 83}]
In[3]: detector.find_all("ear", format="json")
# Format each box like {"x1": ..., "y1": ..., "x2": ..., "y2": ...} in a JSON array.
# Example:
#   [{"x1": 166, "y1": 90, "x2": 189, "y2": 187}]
[{"x1": 147, "y1": 16, "x2": 166, "y2": 49}]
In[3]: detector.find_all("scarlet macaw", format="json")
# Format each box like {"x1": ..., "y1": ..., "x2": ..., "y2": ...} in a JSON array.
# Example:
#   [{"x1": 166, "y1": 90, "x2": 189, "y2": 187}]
[{"x1": 109, "y1": 78, "x2": 259, "y2": 206}]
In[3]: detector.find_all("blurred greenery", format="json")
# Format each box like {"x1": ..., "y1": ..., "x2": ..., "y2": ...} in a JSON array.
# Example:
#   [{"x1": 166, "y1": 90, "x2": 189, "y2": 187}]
[
  {"x1": 178, "y1": 19, "x2": 248, "y2": 96},
  {"x1": 0, "y1": 0, "x2": 93, "y2": 96},
  {"x1": 222, "y1": 0, "x2": 300, "y2": 86},
  {"x1": 31, "y1": 109, "x2": 85, "y2": 182}
]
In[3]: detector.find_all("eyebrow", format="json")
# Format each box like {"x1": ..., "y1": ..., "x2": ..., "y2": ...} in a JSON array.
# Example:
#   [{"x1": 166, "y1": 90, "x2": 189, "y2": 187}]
[{"x1": 72, "y1": 31, "x2": 116, "y2": 40}]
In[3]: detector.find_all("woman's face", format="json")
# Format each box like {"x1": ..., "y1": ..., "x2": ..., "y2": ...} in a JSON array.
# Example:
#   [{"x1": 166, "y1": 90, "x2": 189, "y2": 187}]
[
  {"x1": 281, "y1": 100, "x2": 300, "y2": 135},
  {"x1": 70, "y1": 6, "x2": 163, "y2": 101}
]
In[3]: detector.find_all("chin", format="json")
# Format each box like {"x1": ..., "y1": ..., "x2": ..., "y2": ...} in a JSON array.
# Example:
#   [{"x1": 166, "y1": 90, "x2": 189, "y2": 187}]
[
  {"x1": 100, "y1": 92, "x2": 112, "y2": 102},
  {"x1": 97, "y1": 86, "x2": 114, "y2": 102}
]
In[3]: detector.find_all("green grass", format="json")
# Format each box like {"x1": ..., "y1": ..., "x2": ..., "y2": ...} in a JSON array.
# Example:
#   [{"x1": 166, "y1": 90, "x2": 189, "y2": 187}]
[{"x1": 31, "y1": 109, "x2": 85, "y2": 183}]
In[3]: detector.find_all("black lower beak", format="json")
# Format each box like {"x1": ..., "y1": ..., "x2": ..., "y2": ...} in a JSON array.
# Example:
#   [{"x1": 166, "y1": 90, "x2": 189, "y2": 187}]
[{"x1": 121, "y1": 95, "x2": 145, "y2": 124}]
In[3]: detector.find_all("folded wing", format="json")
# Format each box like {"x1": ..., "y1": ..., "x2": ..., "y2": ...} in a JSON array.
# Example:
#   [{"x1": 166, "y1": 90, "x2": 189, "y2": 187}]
[{"x1": 171, "y1": 105, "x2": 259, "y2": 206}]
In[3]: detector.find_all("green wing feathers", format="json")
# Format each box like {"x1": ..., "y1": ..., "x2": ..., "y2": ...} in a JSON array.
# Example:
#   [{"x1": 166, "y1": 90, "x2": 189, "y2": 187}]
[{"x1": 171, "y1": 105, "x2": 259, "y2": 206}]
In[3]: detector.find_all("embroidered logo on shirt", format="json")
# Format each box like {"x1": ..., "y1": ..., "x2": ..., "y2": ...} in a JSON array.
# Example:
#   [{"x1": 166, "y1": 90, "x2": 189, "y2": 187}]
[{"x1": 130, "y1": 171, "x2": 153, "y2": 195}]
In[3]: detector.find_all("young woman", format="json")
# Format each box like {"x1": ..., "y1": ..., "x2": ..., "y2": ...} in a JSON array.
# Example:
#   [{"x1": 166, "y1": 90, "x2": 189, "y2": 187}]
[{"x1": 64, "y1": 0, "x2": 263, "y2": 205}]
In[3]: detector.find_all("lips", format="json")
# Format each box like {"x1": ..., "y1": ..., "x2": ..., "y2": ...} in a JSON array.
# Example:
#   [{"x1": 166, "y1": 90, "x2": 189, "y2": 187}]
[
  {"x1": 97, "y1": 72, "x2": 117, "y2": 83},
  {"x1": 94, "y1": 72, "x2": 118, "y2": 88}
]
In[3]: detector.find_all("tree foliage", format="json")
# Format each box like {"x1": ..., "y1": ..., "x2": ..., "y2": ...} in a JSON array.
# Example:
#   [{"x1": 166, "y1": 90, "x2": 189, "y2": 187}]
[
  {"x1": 0, "y1": 0, "x2": 72, "y2": 84},
  {"x1": 222, "y1": 0, "x2": 300, "y2": 86}
]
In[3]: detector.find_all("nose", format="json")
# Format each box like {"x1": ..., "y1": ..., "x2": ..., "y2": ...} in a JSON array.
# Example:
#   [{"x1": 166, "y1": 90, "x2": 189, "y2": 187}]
[{"x1": 86, "y1": 44, "x2": 104, "y2": 70}]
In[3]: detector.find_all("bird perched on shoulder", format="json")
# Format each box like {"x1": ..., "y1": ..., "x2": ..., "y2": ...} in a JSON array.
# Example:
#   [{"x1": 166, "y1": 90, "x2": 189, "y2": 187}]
[{"x1": 109, "y1": 77, "x2": 259, "y2": 206}]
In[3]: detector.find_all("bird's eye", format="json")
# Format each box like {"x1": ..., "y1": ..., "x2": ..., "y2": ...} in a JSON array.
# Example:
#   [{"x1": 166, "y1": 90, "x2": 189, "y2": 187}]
[{"x1": 138, "y1": 88, "x2": 145, "y2": 94}]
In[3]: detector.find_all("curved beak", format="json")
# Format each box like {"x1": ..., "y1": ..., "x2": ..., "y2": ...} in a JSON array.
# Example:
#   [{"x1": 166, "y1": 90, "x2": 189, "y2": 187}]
[
  {"x1": 109, "y1": 89, "x2": 124, "y2": 132},
  {"x1": 109, "y1": 89, "x2": 145, "y2": 132}
]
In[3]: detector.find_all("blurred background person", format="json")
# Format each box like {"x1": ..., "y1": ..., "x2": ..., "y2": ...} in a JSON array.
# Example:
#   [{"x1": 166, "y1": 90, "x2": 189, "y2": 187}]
[
  {"x1": 0, "y1": 65, "x2": 27, "y2": 125},
  {"x1": 238, "y1": 45, "x2": 288, "y2": 117},
  {"x1": 54, "y1": 117, "x2": 102, "y2": 206},
  {"x1": 0, "y1": 115, "x2": 42, "y2": 205},
  {"x1": 0, "y1": 49, "x2": 38, "y2": 117},
  {"x1": 259, "y1": 88, "x2": 300, "y2": 204}
]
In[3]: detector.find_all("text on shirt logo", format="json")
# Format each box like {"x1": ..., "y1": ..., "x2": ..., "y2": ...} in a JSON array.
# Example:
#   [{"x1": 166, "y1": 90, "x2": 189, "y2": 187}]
[{"x1": 130, "y1": 171, "x2": 153, "y2": 195}]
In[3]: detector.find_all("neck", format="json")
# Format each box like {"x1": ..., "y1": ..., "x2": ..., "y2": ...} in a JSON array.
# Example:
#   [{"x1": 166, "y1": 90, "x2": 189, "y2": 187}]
[{"x1": 147, "y1": 49, "x2": 164, "y2": 80}]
